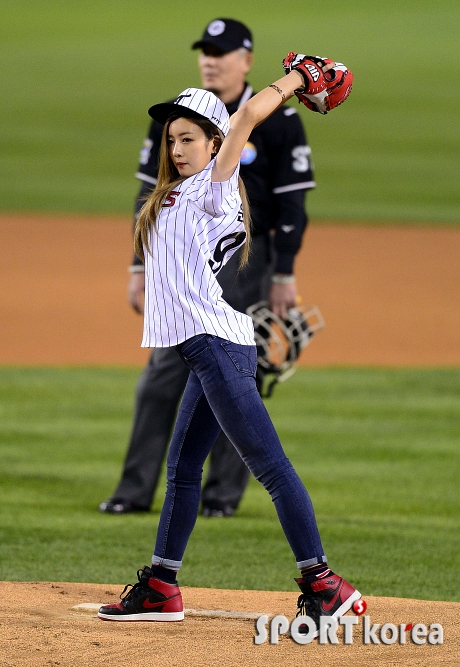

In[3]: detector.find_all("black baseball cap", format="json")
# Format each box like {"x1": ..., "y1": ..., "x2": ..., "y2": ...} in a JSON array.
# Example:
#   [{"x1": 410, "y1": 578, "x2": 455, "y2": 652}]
[{"x1": 192, "y1": 18, "x2": 253, "y2": 53}]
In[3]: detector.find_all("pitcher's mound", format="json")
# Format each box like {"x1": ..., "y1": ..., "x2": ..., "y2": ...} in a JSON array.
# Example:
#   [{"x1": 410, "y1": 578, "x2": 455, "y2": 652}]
[{"x1": 1, "y1": 581, "x2": 458, "y2": 666}]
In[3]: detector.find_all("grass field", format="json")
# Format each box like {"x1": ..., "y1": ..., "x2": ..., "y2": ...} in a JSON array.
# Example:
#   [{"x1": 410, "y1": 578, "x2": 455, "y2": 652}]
[
  {"x1": 1, "y1": 0, "x2": 459, "y2": 222},
  {"x1": 1, "y1": 366, "x2": 459, "y2": 602},
  {"x1": 1, "y1": 0, "x2": 459, "y2": 617}
]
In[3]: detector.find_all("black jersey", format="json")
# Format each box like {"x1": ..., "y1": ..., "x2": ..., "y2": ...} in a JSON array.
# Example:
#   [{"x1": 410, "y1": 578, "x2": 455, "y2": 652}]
[{"x1": 134, "y1": 84, "x2": 315, "y2": 274}]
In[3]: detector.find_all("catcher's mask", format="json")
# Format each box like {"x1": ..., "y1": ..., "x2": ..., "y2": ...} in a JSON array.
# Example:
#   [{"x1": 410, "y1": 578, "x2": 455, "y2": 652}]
[{"x1": 246, "y1": 301, "x2": 325, "y2": 398}]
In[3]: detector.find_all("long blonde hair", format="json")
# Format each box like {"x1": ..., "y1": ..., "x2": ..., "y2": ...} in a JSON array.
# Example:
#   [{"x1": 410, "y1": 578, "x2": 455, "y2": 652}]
[{"x1": 134, "y1": 115, "x2": 251, "y2": 268}]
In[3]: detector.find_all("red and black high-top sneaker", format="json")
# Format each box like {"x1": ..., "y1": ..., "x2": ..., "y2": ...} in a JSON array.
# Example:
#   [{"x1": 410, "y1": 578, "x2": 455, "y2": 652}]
[
  {"x1": 98, "y1": 566, "x2": 184, "y2": 622},
  {"x1": 295, "y1": 572, "x2": 361, "y2": 637}
]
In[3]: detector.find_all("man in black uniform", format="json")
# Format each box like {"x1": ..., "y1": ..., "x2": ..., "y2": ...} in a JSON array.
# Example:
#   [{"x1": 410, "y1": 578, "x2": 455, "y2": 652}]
[{"x1": 99, "y1": 18, "x2": 316, "y2": 516}]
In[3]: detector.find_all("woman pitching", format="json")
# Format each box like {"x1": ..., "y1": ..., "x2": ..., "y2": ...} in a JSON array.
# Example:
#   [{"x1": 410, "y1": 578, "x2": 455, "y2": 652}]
[{"x1": 98, "y1": 54, "x2": 359, "y2": 635}]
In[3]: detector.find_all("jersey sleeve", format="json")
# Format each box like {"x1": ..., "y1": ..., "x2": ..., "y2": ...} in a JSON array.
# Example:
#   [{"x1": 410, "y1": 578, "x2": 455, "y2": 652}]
[
  {"x1": 187, "y1": 160, "x2": 241, "y2": 216},
  {"x1": 131, "y1": 180, "x2": 155, "y2": 266},
  {"x1": 272, "y1": 189, "x2": 308, "y2": 274},
  {"x1": 131, "y1": 118, "x2": 163, "y2": 265},
  {"x1": 266, "y1": 107, "x2": 313, "y2": 273},
  {"x1": 268, "y1": 106, "x2": 315, "y2": 194},
  {"x1": 135, "y1": 119, "x2": 163, "y2": 185}
]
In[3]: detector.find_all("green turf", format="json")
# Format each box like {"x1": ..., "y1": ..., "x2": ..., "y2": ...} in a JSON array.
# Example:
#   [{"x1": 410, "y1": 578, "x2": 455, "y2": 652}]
[
  {"x1": 0, "y1": 0, "x2": 459, "y2": 223},
  {"x1": 0, "y1": 366, "x2": 459, "y2": 601}
]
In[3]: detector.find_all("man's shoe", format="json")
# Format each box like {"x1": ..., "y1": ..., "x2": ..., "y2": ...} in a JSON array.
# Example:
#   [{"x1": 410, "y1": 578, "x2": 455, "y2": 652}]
[
  {"x1": 98, "y1": 498, "x2": 149, "y2": 514},
  {"x1": 295, "y1": 572, "x2": 361, "y2": 637},
  {"x1": 201, "y1": 503, "x2": 235, "y2": 517},
  {"x1": 98, "y1": 566, "x2": 184, "y2": 622}
]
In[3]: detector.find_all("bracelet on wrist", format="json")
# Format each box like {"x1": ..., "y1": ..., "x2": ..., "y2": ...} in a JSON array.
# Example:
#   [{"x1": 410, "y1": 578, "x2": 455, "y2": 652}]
[
  {"x1": 268, "y1": 84, "x2": 286, "y2": 102},
  {"x1": 271, "y1": 274, "x2": 295, "y2": 284},
  {"x1": 128, "y1": 265, "x2": 145, "y2": 273}
]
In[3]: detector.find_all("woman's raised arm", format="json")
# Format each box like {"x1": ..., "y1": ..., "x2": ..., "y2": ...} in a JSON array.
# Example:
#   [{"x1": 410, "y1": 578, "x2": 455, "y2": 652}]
[
  {"x1": 213, "y1": 52, "x2": 353, "y2": 183},
  {"x1": 212, "y1": 70, "x2": 305, "y2": 183}
]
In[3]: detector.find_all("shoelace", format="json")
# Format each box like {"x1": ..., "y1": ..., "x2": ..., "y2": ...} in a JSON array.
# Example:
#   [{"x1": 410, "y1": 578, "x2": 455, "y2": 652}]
[
  {"x1": 120, "y1": 569, "x2": 148, "y2": 603},
  {"x1": 296, "y1": 593, "x2": 320, "y2": 623}
]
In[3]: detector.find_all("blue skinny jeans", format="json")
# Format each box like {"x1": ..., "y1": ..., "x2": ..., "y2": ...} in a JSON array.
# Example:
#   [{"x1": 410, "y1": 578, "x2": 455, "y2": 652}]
[{"x1": 152, "y1": 334, "x2": 326, "y2": 571}]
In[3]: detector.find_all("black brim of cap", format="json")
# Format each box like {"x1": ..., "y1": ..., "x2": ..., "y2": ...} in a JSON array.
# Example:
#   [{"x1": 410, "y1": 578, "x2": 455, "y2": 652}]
[
  {"x1": 191, "y1": 38, "x2": 238, "y2": 53},
  {"x1": 148, "y1": 102, "x2": 208, "y2": 125}
]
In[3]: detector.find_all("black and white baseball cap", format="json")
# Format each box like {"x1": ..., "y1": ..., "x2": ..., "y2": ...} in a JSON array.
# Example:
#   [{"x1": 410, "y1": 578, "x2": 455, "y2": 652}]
[
  {"x1": 192, "y1": 18, "x2": 253, "y2": 53},
  {"x1": 148, "y1": 88, "x2": 230, "y2": 136}
]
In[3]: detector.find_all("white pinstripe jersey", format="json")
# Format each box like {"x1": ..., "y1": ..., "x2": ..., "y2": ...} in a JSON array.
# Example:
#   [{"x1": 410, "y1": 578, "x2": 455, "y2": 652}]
[{"x1": 142, "y1": 158, "x2": 255, "y2": 348}]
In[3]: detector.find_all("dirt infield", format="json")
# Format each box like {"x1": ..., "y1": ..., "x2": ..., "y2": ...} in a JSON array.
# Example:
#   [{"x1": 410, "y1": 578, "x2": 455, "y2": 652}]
[
  {"x1": 1, "y1": 214, "x2": 459, "y2": 666},
  {"x1": 1, "y1": 581, "x2": 458, "y2": 667},
  {"x1": 1, "y1": 213, "x2": 459, "y2": 366}
]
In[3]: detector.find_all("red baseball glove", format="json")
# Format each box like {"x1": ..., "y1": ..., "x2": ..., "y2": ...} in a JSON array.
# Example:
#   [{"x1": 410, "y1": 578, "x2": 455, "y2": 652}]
[
  {"x1": 283, "y1": 53, "x2": 353, "y2": 114},
  {"x1": 321, "y1": 57, "x2": 354, "y2": 111}
]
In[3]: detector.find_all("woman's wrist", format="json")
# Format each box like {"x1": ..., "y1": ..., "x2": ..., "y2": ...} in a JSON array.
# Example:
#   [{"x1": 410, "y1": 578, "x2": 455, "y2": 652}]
[
  {"x1": 290, "y1": 69, "x2": 306, "y2": 92},
  {"x1": 271, "y1": 273, "x2": 295, "y2": 284}
]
